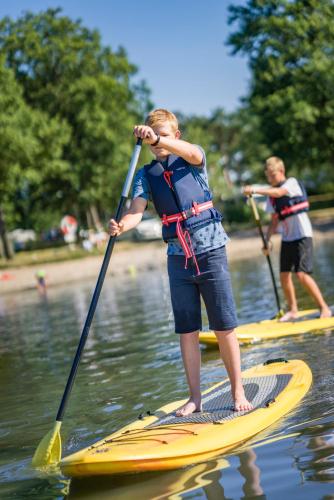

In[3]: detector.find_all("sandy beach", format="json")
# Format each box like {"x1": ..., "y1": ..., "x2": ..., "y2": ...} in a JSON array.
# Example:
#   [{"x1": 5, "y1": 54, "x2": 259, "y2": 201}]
[{"x1": 1, "y1": 221, "x2": 333, "y2": 295}]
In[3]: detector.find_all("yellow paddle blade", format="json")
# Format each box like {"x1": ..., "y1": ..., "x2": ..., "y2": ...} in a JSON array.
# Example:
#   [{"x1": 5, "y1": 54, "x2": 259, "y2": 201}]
[{"x1": 32, "y1": 421, "x2": 62, "y2": 468}]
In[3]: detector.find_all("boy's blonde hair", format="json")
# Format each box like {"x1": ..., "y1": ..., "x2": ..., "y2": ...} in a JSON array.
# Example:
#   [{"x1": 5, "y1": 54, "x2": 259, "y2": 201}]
[
  {"x1": 145, "y1": 108, "x2": 178, "y2": 132},
  {"x1": 265, "y1": 156, "x2": 285, "y2": 173}
]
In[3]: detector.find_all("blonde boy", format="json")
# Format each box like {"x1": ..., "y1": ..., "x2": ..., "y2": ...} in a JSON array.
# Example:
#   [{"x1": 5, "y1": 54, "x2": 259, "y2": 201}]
[
  {"x1": 244, "y1": 156, "x2": 331, "y2": 321},
  {"x1": 109, "y1": 109, "x2": 252, "y2": 415}
]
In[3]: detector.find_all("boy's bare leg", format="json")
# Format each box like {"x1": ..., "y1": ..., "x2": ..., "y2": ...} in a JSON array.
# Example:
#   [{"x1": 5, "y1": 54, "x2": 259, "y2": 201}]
[
  {"x1": 215, "y1": 329, "x2": 253, "y2": 411},
  {"x1": 176, "y1": 331, "x2": 202, "y2": 416},
  {"x1": 279, "y1": 272, "x2": 298, "y2": 321},
  {"x1": 296, "y1": 272, "x2": 332, "y2": 317}
]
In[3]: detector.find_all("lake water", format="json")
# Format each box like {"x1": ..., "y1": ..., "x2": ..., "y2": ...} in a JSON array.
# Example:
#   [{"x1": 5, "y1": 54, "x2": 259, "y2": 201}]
[{"x1": 1, "y1": 239, "x2": 333, "y2": 499}]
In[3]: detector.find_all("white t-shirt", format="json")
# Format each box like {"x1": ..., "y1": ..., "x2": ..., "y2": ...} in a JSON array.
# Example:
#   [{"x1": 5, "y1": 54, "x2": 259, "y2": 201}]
[{"x1": 266, "y1": 177, "x2": 313, "y2": 242}]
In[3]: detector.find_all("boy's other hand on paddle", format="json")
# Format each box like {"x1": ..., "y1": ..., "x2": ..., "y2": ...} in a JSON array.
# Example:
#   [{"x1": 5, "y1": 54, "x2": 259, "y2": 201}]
[
  {"x1": 262, "y1": 239, "x2": 273, "y2": 256},
  {"x1": 108, "y1": 219, "x2": 124, "y2": 237},
  {"x1": 243, "y1": 185, "x2": 254, "y2": 196}
]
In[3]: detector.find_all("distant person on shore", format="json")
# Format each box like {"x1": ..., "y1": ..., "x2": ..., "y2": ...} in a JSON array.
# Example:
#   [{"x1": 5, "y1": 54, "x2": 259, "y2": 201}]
[
  {"x1": 243, "y1": 156, "x2": 332, "y2": 322},
  {"x1": 35, "y1": 269, "x2": 47, "y2": 295},
  {"x1": 109, "y1": 108, "x2": 252, "y2": 416}
]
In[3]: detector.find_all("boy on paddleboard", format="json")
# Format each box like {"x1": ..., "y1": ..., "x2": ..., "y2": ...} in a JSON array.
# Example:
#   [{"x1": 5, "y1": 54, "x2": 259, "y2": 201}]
[
  {"x1": 109, "y1": 109, "x2": 252, "y2": 416},
  {"x1": 243, "y1": 156, "x2": 331, "y2": 322}
]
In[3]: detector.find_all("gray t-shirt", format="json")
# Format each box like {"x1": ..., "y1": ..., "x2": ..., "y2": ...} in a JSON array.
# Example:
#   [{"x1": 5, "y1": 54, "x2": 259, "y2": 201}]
[
  {"x1": 132, "y1": 148, "x2": 229, "y2": 255},
  {"x1": 266, "y1": 177, "x2": 313, "y2": 241}
]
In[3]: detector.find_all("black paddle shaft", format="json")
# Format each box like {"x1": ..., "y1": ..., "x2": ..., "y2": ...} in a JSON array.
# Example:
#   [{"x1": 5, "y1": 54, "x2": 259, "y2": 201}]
[
  {"x1": 56, "y1": 139, "x2": 142, "y2": 422},
  {"x1": 249, "y1": 195, "x2": 282, "y2": 313}
]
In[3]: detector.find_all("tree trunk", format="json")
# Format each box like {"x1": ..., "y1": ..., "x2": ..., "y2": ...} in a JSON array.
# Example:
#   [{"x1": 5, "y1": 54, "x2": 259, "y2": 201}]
[
  {"x1": 223, "y1": 167, "x2": 234, "y2": 190},
  {"x1": 89, "y1": 204, "x2": 103, "y2": 231},
  {"x1": 86, "y1": 208, "x2": 93, "y2": 229},
  {"x1": 0, "y1": 208, "x2": 13, "y2": 260}
]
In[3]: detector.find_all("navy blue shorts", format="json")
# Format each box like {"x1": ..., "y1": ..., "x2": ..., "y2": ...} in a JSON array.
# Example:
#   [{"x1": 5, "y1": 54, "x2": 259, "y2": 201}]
[{"x1": 167, "y1": 246, "x2": 238, "y2": 334}]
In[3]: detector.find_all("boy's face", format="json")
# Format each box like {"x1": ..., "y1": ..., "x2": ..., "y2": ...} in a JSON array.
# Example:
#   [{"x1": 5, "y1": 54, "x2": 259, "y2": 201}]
[
  {"x1": 150, "y1": 122, "x2": 180, "y2": 160},
  {"x1": 265, "y1": 167, "x2": 285, "y2": 186}
]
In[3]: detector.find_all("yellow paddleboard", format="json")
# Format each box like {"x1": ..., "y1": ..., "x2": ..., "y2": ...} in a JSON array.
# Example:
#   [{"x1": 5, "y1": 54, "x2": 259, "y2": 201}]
[
  {"x1": 60, "y1": 359, "x2": 312, "y2": 477},
  {"x1": 200, "y1": 307, "x2": 334, "y2": 346}
]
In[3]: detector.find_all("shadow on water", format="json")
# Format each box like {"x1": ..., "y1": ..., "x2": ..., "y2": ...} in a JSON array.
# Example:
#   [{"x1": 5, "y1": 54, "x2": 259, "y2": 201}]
[{"x1": 0, "y1": 239, "x2": 333, "y2": 498}]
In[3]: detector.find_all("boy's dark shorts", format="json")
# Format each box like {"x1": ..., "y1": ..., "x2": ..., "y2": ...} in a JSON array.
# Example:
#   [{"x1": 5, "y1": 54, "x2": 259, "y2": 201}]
[
  {"x1": 167, "y1": 246, "x2": 238, "y2": 334},
  {"x1": 280, "y1": 237, "x2": 313, "y2": 274}
]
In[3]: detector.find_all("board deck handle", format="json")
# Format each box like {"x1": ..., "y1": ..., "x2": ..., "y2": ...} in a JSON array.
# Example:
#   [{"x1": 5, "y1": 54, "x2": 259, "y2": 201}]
[{"x1": 264, "y1": 358, "x2": 288, "y2": 365}]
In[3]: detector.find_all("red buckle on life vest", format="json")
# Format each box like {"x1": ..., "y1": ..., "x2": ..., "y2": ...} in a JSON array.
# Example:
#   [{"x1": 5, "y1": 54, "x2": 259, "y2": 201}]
[
  {"x1": 192, "y1": 201, "x2": 200, "y2": 215},
  {"x1": 162, "y1": 214, "x2": 169, "y2": 226},
  {"x1": 162, "y1": 201, "x2": 213, "y2": 225},
  {"x1": 181, "y1": 208, "x2": 194, "y2": 220}
]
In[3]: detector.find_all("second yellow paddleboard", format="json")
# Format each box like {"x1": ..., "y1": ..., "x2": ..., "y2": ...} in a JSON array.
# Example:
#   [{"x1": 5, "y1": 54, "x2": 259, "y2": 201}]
[{"x1": 199, "y1": 308, "x2": 334, "y2": 346}]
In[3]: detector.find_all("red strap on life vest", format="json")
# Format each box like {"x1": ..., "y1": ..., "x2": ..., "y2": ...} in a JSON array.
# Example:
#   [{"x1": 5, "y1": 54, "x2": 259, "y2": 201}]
[
  {"x1": 161, "y1": 200, "x2": 214, "y2": 275},
  {"x1": 280, "y1": 201, "x2": 309, "y2": 216},
  {"x1": 161, "y1": 200, "x2": 214, "y2": 225},
  {"x1": 163, "y1": 170, "x2": 173, "y2": 189}
]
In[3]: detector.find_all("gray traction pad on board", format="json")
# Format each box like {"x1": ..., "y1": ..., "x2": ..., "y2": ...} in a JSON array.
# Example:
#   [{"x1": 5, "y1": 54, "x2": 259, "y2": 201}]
[{"x1": 147, "y1": 374, "x2": 292, "y2": 426}]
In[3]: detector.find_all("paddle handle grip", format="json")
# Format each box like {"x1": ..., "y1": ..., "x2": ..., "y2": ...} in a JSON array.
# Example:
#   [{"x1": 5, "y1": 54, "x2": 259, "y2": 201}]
[
  {"x1": 249, "y1": 195, "x2": 268, "y2": 248},
  {"x1": 56, "y1": 138, "x2": 142, "y2": 422},
  {"x1": 121, "y1": 139, "x2": 143, "y2": 200},
  {"x1": 249, "y1": 195, "x2": 260, "y2": 222}
]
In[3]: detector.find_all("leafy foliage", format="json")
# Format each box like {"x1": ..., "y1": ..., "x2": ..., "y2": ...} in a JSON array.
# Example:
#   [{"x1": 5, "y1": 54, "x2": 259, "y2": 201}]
[
  {"x1": 227, "y1": 0, "x2": 334, "y2": 188},
  {"x1": 180, "y1": 107, "x2": 269, "y2": 199},
  {"x1": 0, "y1": 8, "x2": 150, "y2": 231},
  {"x1": 0, "y1": 56, "x2": 70, "y2": 228}
]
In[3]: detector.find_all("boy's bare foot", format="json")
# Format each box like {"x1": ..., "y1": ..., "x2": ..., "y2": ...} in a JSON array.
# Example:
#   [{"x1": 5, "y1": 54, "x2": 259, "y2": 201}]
[
  {"x1": 320, "y1": 307, "x2": 332, "y2": 319},
  {"x1": 279, "y1": 311, "x2": 298, "y2": 322},
  {"x1": 234, "y1": 393, "x2": 253, "y2": 412},
  {"x1": 175, "y1": 399, "x2": 202, "y2": 417}
]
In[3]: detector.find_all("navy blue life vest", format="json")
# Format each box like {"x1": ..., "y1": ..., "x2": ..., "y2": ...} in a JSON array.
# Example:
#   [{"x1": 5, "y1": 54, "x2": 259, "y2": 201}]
[
  {"x1": 144, "y1": 155, "x2": 222, "y2": 241},
  {"x1": 270, "y1": 180, "x2": 309, "y2": 220}
]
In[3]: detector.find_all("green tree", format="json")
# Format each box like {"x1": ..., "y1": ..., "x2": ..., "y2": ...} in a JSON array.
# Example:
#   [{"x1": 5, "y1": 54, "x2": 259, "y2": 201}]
[
  {"x1": 0, "y1": 57, "x2": 70, "y2": 257},
  {"x1": 0, "y1": 8, "x2": 151, "y2": 230},
  {"x1": 227, "y1": 0, "x2": 334, "y2": 188},
  {"x1": 180, "y1": 107, "x2": 269, "y2": 198}
]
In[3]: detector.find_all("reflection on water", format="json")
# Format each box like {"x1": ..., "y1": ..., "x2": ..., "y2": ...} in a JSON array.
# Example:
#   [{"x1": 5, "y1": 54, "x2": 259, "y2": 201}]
[
  {"x1": 68, "y1": 458, "x2": 230, "y2": 499},
  {"x1": 293, "y1": 419, "x2": 334, "y2": 484},
  {"x1": 67, "y1": 450, "x2": 264, "y2": 499},
  {"x1": 0, "y1": 239, "x2": 333, "y2": 499}
]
